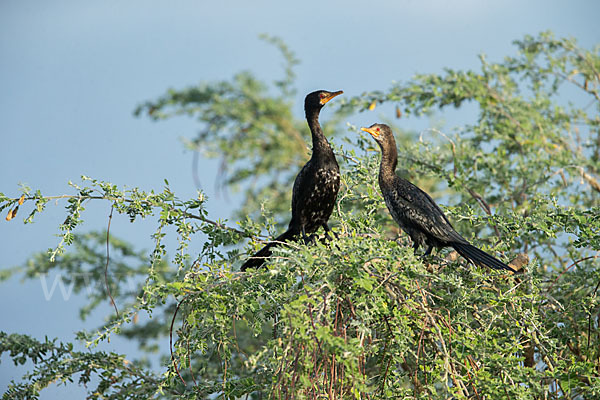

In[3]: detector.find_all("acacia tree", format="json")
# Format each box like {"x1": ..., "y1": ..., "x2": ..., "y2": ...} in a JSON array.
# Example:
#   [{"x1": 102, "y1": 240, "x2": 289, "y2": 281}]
[{"x1": 1, "y1": 32, "x2": 599, "y2": 399}]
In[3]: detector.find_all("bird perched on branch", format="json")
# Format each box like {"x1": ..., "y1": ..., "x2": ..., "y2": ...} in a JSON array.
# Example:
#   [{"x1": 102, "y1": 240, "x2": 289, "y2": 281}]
[
  {"x1": 241, "y1": 90, "x2": 343, "y2": 271},
  {"x1": 361, "y1": 123, "x2": 514, "y2": 272}
]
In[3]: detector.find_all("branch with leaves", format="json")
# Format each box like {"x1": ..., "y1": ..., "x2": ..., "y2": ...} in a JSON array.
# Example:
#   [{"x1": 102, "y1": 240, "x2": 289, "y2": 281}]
[{"x1": 2, "y1": 32, "x2": 600, "y2": 399}]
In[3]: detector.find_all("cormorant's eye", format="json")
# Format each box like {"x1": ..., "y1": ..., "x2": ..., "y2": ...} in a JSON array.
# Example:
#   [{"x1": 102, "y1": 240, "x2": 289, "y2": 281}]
[
  {"x1": 376, "y1": 128, "x2": 380, "y2": 132},
  {"x1": 319, "y1": 93, "x2": 326, "y2": 99}
]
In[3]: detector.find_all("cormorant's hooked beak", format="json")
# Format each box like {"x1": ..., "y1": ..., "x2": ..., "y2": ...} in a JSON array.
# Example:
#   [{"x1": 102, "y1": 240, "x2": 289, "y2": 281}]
[
  {"x1": 361, "y1": 127, "x2": 379, "y2": 139},
  {"x1": 319, "y1": 90, "x2": 344, "y2": 105}
]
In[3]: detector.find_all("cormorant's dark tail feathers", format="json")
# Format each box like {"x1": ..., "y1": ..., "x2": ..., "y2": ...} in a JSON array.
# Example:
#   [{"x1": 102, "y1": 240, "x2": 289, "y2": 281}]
[
  {"x1": 452, "y1": 242, "x2": 515, "y2": 273},
  {"x1": 240, "y1": 229, "x2": 297, "y2": 271}
]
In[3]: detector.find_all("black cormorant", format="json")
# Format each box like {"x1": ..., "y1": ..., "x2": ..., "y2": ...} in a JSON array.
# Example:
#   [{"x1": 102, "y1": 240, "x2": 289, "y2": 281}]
[
  {"x1": 361, "y1": 123, "x2": 514, "y2": 272},
  {"x1": 241, "y1": 90, "x2": 343, "y2": 271}
]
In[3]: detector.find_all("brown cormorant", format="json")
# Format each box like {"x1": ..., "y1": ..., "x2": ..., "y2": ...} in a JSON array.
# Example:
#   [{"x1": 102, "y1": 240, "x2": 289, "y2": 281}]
[
  {"x1": 241, "y1": 90, "x2": 343, "y2": 271},
  {"x1": 361, "y1": 123, "x2": 514, "y2": 272}
]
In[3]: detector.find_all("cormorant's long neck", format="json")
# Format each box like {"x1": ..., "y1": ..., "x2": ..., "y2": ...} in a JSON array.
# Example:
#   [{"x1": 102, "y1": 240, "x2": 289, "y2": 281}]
[
  {"x1": 306, "y1": 107, "x2": 334, "y2": 160},
  {"x1": 378, "y1": 141, "x2": 398, "y2": 183}
]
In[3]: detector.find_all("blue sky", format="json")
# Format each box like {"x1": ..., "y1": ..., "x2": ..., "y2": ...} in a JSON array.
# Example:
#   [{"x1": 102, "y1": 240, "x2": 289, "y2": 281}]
[{"x1": 1, "y1": 0, "x2": 598, "y2": 397}]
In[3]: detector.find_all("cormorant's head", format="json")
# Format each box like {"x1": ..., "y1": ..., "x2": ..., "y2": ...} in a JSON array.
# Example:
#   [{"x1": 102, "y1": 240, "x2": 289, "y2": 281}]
[
  {"x1": 305, "y1": 90, "x2": 343, "y2": 113},
  {"x1": 361, "y1": 123, "x2": 395, "y2": 150}
]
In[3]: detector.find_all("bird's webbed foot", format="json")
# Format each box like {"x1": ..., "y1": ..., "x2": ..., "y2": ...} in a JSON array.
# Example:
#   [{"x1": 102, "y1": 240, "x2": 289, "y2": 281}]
[
  {"x1": 422, "y1": 246, "x2": 433, "y2": 257},
  {"x1": 301, "y1": 229, "x2": 317, "y2": 245},
  {"x1": 321, "y1": 224, "x2": 339, "y2": 241},
  {"x1": 412, "y1": 240, "x2": 433, "y2": 259},
  {"x1": 416, "y1": 245, "x2": 435, "y2": 263},
  {"x1": 419, "y1": 246, "x2": 447, "y2": 271},
  {"x1": 419, "y1": 246, "x2": 435, "y2": 263},
  {"x1": 412, "y1": 242, "x2": 421, "y2": 255}
]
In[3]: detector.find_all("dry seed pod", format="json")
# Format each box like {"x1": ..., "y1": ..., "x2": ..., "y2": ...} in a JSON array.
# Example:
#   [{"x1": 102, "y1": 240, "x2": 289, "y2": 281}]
[{"x1": 6, "y1": 206, "x2": 18, "y2": 221}]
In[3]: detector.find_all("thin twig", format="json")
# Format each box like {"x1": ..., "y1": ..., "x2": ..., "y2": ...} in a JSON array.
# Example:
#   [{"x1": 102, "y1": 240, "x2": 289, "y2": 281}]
[
  {"x1": 104, "y1": 205, "x2": 119, "y2": 317},
  {"x1": 548, "y1": 255, "x2": 599, "y2": 291},
  {"x1": 184, "y1": 321, "x2": 198, "y2": 387},
  {"x1": 170, "y1": 294, "x2": 191, "y2": 387}
]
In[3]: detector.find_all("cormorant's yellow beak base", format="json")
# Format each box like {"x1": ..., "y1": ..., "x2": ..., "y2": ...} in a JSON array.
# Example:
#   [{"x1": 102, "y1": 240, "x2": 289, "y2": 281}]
[
  {"x1": 319, "y1": 90, "x2": 344, "y2": 105},
  {"x1": 361, "y1": 127, "x2": 379, "y2": 138}
]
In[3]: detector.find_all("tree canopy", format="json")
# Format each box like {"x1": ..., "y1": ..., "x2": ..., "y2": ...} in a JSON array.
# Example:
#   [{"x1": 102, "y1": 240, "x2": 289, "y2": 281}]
[{"x1": 1, "y1": 31, "x2": 600, "y2": 399}]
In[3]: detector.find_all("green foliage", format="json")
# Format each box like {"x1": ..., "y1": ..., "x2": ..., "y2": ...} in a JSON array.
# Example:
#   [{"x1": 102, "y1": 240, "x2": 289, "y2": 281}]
[
  {"x1": 1, "y1": 32, "x2": 600, "y2": 399},
  {"x1": 0, "y1": 332, "x2": 160, "y2": 400}
]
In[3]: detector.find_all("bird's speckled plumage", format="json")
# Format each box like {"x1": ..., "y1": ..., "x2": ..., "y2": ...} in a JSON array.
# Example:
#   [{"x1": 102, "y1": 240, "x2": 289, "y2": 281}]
[
  {"x1": 241, "y1": 90, "x2": 342, "y2": 271},
  {"x1": 362, "y1": 123, "x2": 514, "y2": 272}
]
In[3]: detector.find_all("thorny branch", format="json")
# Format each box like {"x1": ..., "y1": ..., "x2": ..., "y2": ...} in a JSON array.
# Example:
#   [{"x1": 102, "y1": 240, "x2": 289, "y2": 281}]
[{"x1": 4, "y1": 193, "x2": 251, "y2": 237}]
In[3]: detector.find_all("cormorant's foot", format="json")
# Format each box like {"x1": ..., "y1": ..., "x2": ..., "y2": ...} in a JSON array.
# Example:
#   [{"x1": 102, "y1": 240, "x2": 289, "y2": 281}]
[
  {"x1": 302, "y1": 234, "x2": 317, "y2": 245},
  {"x1": 321, "y1": 234, "x2": 342, "y2": 252},
  {"x1": 422, "y1": 246, "x2": 433, "y2": 257},
  {"x1": 420, "y1": 253, "x2": 443, "y2": 261},
  {"x1": 320, "y1": 224, "x2": 338, "y2": 241},
  {"x1": 420, "y1": 253, "x2": 446, "y2": 273},
  {"x1": 418, "y1": 246, "x2": 435, "y2": 264},
  {"x1": 419, "y1": 253, "x2": 433, "y2": 264},
  {"x1": 322, "y1": 230, "x2": 339, "y2": 242}
]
